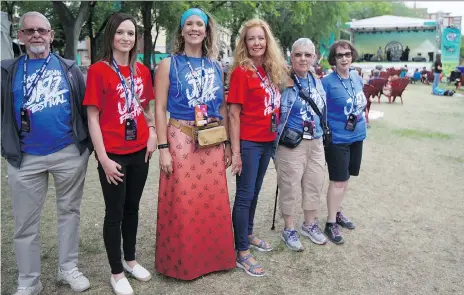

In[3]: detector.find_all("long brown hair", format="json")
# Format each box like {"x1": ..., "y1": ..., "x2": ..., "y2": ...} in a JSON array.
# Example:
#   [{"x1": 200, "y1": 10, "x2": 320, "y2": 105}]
[
  {"x1": 101, "y1": 12, "x2": 139, "y2": 74},
  {"x1": 173, "y1": 9, "x2": 218, "y2": 59}
]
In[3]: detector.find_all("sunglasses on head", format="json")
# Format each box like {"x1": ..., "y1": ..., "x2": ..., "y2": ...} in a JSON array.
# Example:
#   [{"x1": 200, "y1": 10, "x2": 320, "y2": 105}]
[
  {"x1": 294, "y1": 52, "x2": 314, "y2": 58},
  {"x1": 21, "y1": 28, "x2": 50, "y2": 36},
  {"x1": 335, "y1": 52, "x2": 352, "y2": 59}
]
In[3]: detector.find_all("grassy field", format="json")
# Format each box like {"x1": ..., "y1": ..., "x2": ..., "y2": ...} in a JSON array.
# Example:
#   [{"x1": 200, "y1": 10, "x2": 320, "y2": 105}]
[{"x1": 2, "y1": 82, "x2": 464, "y2": 295}]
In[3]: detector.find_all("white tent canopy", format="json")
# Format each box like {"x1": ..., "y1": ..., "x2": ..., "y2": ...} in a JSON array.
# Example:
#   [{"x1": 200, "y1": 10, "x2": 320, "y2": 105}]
[
  {"x1": 1, "y1": 11, "x2": 14, "y2": 60},
  {"x1": 347, "y1": 15, "x2": 436, "y2": 30}
]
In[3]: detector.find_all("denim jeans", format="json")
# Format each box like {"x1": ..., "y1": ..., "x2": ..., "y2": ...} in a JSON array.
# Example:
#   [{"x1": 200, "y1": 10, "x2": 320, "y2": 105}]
[
  {"x1": 232, "y1": 140, "x2": 274, "y2": 251},
  {"x1": 432, "y1": 72, "x2": 441, "y2": 90}
]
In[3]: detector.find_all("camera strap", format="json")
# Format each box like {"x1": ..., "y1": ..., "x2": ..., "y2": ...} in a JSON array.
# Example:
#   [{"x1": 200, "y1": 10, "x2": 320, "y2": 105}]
[{"x1": 291, "y1": 72, "x2": 327, "y2": 128}]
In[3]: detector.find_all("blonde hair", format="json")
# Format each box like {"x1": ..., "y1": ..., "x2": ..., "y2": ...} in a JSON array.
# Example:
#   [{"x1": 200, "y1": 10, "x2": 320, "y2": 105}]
[
  {"x1": 231, "y1": 18, "x2": 288, "y2": 86},
  {"x1": 173, "y1": 10, "x2": 218, "y2": 59}
]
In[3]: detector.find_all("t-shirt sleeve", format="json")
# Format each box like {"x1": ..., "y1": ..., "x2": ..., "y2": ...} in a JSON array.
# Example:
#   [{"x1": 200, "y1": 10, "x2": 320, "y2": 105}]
[
  {"x1": 227, "y1": 67, "x2": 248, "y2": 105},
  {"x1": 82, "y1": 64, "x2": 103, "y2": 110},
  {"x1": 141, "y1": 65, "x2": 155, "y2": 108},
  {"x1": 321, "y1": 76, "x2": 330, "y2": 97}
]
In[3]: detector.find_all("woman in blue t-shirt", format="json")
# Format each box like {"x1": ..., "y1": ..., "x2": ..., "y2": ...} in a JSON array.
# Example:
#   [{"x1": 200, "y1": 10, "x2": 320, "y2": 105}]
[
  {"x1": 153, "y1": 8, "x2": 235, "y2": 280},
  {"x1": 321, "y1": 40, "x2": 367, "y2": 244},
  {"x1": 274, "y1": 38, "x2": 328, "y2": 251}
]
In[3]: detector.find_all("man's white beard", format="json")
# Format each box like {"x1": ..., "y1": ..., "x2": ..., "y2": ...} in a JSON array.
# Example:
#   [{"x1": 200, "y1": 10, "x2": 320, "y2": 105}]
[{"x1": 29, "y1": 45, "x2": 46, "y2": 55}]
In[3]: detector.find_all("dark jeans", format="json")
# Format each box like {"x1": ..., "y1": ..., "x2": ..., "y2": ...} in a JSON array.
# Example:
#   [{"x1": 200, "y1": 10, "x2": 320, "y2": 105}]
[
  {"x1": 232, "y1": 140, "x2": 273, "y2": 251},
  {"x1": 97, "y1": 148, "x2": 149, "y2": 274}
]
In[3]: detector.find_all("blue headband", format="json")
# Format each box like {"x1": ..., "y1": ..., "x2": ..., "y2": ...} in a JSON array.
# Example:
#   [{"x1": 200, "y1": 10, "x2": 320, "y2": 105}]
[{"x1": 180, "y1": 8, "x2": 208, "y2": 28}]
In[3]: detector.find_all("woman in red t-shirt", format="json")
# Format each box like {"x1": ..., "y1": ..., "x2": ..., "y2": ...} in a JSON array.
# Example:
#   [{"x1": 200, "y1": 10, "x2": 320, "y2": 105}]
[
  {"x1": 83, "y1": 13, "x2": 156, "y2": 295},
  {"x1": 227, "y1": 18, "x2": 288, "y2": 277}
]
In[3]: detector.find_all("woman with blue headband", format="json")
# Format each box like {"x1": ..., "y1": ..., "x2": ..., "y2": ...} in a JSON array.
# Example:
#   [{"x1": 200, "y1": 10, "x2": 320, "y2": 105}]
[{"x1": 154, "y1": 8, "x2": 235, "y2": 280}]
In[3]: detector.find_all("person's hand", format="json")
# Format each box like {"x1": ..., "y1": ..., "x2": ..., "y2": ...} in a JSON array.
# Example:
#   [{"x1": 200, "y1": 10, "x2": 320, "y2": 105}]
[
  {"x1": 224, "y1": 144, "x2": 232, "y2": 168},
  {"x1": 100, "y1": 157, "x2": 124, "y2": 185},
  {"x1": 231, "y1": 152, "x2": 242, "y2": 176},
  {"x1": 145, "y1": 133, "x2": 158, "y2": 162},
  {"x1": 159, "y1": 148, "x2": 173, "y2": 175}
]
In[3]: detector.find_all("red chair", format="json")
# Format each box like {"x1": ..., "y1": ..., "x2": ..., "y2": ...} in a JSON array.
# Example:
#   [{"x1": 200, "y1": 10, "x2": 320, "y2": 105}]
[
  {"x1": 391, "y1": 78, "x2": 409, "y2": 104},
  {"x1": 368, "y1": 78, "x2": 388, "y2": 103},
  {"x1": 426, "y1": 71, "x2": 434, "y2": 84},
  {"x1": 380, "y1": 71, "x2": 389, "y2": 79},
  {"x1": 363, "y1": 84, "x2": 376, "y2": 124}
]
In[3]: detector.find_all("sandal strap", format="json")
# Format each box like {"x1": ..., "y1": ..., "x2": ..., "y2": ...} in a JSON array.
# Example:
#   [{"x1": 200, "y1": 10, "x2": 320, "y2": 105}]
[
  {"x1": 248, "y1": 236, "x2": 270, "y2": 249},
  {"x1": 237, "y1": 254, "x2": 264, "y2": 275}
]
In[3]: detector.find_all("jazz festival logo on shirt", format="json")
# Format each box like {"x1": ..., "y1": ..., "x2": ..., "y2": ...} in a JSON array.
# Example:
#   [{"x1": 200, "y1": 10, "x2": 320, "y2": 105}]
[
  {"x1": 117, "y1": 76, "x2": 145, "y2": 124},
  {"x1": 262, "y1": 76, "x2": 281, "y2": 116},
  {"x1": 185, "y1": 67, "x2": 219, "y2": 107},
  {"x1": 344, "y1": 91, "x2": 367, "y2": 117},
  {"x1": 24, "y1": 69, "x2": 69, "y2": 113},
  {"x1": 300, "y1": 88, "x2": 324, "y2": 121}
]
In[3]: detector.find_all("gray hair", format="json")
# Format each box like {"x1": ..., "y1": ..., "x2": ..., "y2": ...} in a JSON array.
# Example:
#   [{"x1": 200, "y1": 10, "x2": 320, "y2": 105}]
[
  {"x1": 373, "y1": 69, "x2": 380, "y2": 77},
  {"x1": 291, "y1": 38, "x2": 315, "y2": 53},
  {"x1": 19, "y1": 12, "x2": 51, "y2": 29}
]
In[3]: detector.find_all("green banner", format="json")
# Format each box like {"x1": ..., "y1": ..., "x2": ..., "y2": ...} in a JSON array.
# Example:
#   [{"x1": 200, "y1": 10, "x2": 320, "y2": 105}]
[{"x1": 441, "y1": 27, "x2": 461, "y2": 74}]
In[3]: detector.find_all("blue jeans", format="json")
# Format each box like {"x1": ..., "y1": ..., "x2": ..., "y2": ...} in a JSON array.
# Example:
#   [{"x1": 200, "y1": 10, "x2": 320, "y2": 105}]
[
  {"x1": 232, "y1": 140, "x2": 274, "y2": 251},
  {"x1": 432, "y1": 72, "x2": 440, "y2": 90}
]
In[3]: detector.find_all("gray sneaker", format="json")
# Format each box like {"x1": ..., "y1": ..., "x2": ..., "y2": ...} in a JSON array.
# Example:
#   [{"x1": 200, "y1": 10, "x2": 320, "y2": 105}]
[
  {"x1": 14, "y1": 281, "x2": 43, "y2": 295},
  {"x1": 281, "y1": 229, "x2": 304, "y2": 252},
  {"x1": 301, "y1": 221, "x2": 328, "y2": 245},
  {"x1": 57, "y1": 267, "x2": 90, "y2": 292}
]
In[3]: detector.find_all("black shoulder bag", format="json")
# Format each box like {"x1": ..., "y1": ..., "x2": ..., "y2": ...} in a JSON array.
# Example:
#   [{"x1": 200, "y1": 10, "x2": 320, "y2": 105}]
[{"x1": 291, "y1": 72, "x2": 332, "y2": 147}]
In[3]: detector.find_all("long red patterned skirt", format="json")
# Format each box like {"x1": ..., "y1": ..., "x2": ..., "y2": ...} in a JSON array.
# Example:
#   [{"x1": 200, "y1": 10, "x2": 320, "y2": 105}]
[{"x1": 155, "y1": 120, "x2": 236, "y2": 280}]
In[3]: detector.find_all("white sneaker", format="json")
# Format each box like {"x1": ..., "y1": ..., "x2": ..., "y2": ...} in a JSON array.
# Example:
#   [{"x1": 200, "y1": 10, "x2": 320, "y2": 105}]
[
  {"x1": 57, "y1": 267, "x2": 90, "y2": 292},
  {"x1": 122, "y1": 260, "x2": 152, "y2": 282},
  {"x1": 110, "y1": 276, "x2": 134, "y2": 295},
  {"x1": 14, "y1": 281, "x2": 43, "y2": 295}
]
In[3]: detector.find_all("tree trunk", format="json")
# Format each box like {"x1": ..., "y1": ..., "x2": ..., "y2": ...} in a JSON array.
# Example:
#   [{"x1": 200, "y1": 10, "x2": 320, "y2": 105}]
[
  {"x1": 142, "y1": 1, "x2": 153, "y2": 68},
  {"x1": 88, "y1": 1, "x2": 97, "y2": 64},
  {"x1": 152, "y1": 24, "x2": 160, "y2": 64},
  {"x1": 6, "y1": 1, "x2": 15, "y2": 38},
  {"x1": 52, "y1": 1, "x2": 90, "y2": 60}
]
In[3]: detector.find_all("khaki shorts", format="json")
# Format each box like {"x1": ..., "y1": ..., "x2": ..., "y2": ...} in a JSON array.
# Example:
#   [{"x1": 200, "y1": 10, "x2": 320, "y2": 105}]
[{"x1": 276, "y1": 138, "x2": 325, "y2": 215}]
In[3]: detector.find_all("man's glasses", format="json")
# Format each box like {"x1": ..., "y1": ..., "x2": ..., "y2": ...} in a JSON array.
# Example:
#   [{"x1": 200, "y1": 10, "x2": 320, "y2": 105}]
[
  {"x1": 21, "y1": 28, "x2": 51, "y2": 36},
  {"x1": 335, "y1": 52, "x2": 352, "y2": 59},
  {"x1": 294, "y1": 52, "x2": 314, "y2": 58}
]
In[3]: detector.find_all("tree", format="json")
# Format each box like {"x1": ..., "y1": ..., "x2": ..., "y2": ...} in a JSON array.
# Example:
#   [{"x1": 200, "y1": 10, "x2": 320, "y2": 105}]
[{"x1": 52, "y1": 1, "x2": 90, "y2": 59}]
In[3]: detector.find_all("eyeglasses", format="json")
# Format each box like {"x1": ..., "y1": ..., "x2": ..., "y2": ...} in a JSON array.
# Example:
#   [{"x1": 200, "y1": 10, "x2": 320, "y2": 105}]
[
  {"x1": 335, "y1": 52, "x2": 352, "y2": 59},
  {"x1": 294, "y1": 52, "x2": 314, "y2": 58},
  {"x1": 21, "y1": 28, "x2": 51, "y2": 36}
]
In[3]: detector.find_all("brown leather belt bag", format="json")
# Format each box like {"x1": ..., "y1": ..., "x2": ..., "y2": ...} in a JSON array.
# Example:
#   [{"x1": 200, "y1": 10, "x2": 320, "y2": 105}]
[{"x1": 169, "y1": 118, "x2": 227, "y2": 148}]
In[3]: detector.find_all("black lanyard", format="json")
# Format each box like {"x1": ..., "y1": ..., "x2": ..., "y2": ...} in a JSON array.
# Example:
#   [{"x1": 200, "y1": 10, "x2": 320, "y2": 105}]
[
  {"x1": 111, "y1": 58, "x2": 135, "y2": 112},
  {"x1": 252, "y1": 65, "x2": 276, "y2": 110},
  {"x1": 293, "y1": 73, "x2": 315, "y2": 122},
  {"x1": 335, "y1": 71, "x2": 357, "y2": 107},
  {"x1": 22, "y1": 54, "x2": 52, "y2": 106},
  {"x1": 184, "y1": 55, "x2": 205, "y2": 100}
]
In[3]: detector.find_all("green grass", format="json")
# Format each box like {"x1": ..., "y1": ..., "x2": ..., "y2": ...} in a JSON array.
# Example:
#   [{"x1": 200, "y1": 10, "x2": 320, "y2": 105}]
[{"x1": 391, "y1": 128, "x2": 452, "y2": 140}]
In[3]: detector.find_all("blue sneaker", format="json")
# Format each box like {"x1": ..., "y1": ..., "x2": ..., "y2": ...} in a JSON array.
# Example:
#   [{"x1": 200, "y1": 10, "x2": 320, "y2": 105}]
[
  {"x1": 324, "y1": 223, "x2": 344, "y2": 244},
  {"x1": 336, "y1": 211, "x2": 356, "y2": 229},
  {"x1": 281, "y1": 229, "x2": 304, "y2": 252}
]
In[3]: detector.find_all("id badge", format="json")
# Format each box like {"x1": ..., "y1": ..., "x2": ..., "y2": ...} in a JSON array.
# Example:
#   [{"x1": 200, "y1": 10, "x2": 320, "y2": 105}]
[
  {"x1": 125, "y1": 118, "x2": 137, "y2": 141},
  {"x1": 270, "y1": 113, "x2": 277, "y2": 132},
  {"x1": 345, "y1": 113, "x2": 357, "y2": 131},
  {"x1": 20, "y1": 108, "x2": 31, "y2": 133},
  {"x1": 303, "y1": 121, "x2": 314, "y2": 139},
  {"x1": 194, "y1": 104, "x2": 208, "y2": 126}
]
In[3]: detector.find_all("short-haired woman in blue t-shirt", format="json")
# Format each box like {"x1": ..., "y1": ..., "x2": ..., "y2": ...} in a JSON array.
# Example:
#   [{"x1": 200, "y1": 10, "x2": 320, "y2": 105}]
[{"x1": 321, "y1": 40, "x2": 367, "y2": 244}]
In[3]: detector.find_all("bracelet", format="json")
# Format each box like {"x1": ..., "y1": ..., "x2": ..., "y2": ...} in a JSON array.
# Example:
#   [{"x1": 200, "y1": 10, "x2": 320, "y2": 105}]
[
  {"x1": 224, "y1": 139, "x2": 231, "y2": 145},
  {"x1": 158, "y1": 143, "x2": 169, "y2": 149},
  {"x1": 148, "y1": 126, "x2": 156, "y2": 131}
]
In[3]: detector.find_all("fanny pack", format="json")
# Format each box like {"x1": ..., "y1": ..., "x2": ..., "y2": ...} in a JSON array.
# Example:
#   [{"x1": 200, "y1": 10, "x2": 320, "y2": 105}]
[
  {"x1": 169, "y1": 118, "x2": 227, "y2": 149},
  {"x1": 279, "y1": 127, "x2": 303, "y2": 148}
]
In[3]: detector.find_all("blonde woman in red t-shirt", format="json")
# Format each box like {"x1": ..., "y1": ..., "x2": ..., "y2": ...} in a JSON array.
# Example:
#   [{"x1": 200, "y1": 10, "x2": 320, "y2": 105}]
[
  {"x1": 228, "y1": 18, "x2": 288, "y2": 276},
  {"x1": 83, "y1": 13, "x2": 156, "y2": 295}
]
